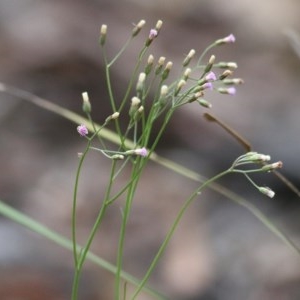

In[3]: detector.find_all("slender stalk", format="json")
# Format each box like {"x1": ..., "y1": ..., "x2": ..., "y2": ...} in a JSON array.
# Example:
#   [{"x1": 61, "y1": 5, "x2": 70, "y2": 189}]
[
  {"x1": 131, "y1": 169, "x2": 230, "y2": 299},
  {"x1": 114, "y1": 160, "x2": 142, "y2": 299},
  {"x1": 72, "y1": 139, "x2": 91, "y2": 266},
  {"x1": 72, "y1": 160, "x2": 118, "y2": 300}
]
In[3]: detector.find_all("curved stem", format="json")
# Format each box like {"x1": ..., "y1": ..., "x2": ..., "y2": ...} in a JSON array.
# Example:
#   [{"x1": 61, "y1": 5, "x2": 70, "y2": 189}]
[{"x1": 131, "y1": 169, "x2": 230, "y2": 299}]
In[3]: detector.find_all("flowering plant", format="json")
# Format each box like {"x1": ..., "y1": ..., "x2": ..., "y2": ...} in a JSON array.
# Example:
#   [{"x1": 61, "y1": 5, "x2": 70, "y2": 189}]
[{"x1": 0, "y1": 19, "x2": 298, "y2": 300}]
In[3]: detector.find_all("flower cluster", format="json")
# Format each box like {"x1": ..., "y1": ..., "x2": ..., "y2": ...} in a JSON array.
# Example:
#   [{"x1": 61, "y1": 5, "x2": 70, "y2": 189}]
[{"x1": 231, "y1": 152, "x2": 283, "y2": 198}]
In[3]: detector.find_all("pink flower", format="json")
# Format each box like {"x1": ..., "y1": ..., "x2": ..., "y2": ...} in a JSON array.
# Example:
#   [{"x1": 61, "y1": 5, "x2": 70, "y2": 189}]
[
  {"x1": 202, "y1": 82, "x2": 213, "y2": 91},
  {"x1": 216, "y1": 34, "x2": 236, "y2": 45},
  {"x1": 223, "y1": 34, "x2": 236, "y2": 43},
  {"x1": 227, "y1": 87, "x2": 236, "y2": 95},
  {"x1": 77, "y1": 124, "x2": 88, "y2": 137},
  {"x1": 149, "y1": 29, "x2": 158, "y2": 39},
  {"x1": 205, "y1": 71, "x2": 217, "y2": 82},
  {"x1": 134, "y1": 147, "x2": 148, "y2": 157},
  {"x1": 218, "y1": 87, "x2": 236, "y2": 95}
]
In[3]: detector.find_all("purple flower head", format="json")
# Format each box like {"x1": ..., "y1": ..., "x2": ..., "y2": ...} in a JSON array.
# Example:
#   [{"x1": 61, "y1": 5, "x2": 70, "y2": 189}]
[
  {"x1": 149, "y1": 29, "x2": 158, "y2": 40},
  {"x1": 218, "y1": 87, "x2": 237, "y2": 95},
  {"x1": 134, "y1": 147, "x2": 148, "y2": 157},
  {"x1": 202, "y1": 82, "x2": 213, "y2": 91},
  {"x1": 227, "y1": 87, "x2": 236, "y2": 95},
  {"x1": 205, "y1": 71, "x2": 217, "y2": 82},
  {"x1": 77, "y1": 124, "x2": 88, "y2": 137},
  {"x1": 223, "y1": 34, "x2": 236, "y2": 43},
  {"x1": 216, "y1": 34, "x2": 236, "y2": 45}
]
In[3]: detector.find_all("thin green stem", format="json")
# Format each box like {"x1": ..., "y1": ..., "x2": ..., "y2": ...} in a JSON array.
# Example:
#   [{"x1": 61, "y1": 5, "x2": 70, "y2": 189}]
[
  {"x1": 72, "y1": 139, "x2": 91, "y2": 267},
  {"x1": 72, "y1": 160, "x2": 118, "y2": 300},
  {"x1": 131, "y1": 168, "x2": 230, "y2": 299},
  {"x1": 115, "y1": 161, "x2": 142, "y2": 300}
]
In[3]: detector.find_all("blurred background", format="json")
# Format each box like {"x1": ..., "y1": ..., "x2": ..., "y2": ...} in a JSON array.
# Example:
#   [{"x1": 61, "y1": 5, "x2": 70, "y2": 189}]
[{"x1": 1, "y1": 0, "x2": 300, "y2": 299}]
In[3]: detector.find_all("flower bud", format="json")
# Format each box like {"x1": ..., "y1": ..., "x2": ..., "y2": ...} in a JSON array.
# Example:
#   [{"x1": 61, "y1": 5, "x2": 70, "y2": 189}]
[
  {"x1": 111, "y1": 112, "x2": 120, "y2": 119},
  {"x1": 145, "y1": 54, "x2": 154, "y2": 75},
  {"x1": 100, "y1": 24, "x2": 107, "y2": 46},
  {"x1": 138, "y1": 106, "x2": 144, "y2": 114},
  {"x1": 219, "y1": 70, "x2": 233, "y2": 80},
  {"x1": 129, "y1": 97, "x2": 141, "y2": 117},
  {"x1": 161, "y1": 61, "x2": 173, "y2": 80},
  {"x1": 132, "y1": 20, "x2": 146, "y2": 37},
  {"x1": 155, "y1": 20, "x2": 163, "y2": 31},
  {"x1": 175, "y1": 79, "x2": 186, "y2": 95},
  {"x1": 155, "y1": 56, "x2": 166, "y2": 75},
  {"x1": 183, "y1": 49, "x2": 196, "y2": 67},
  {"x1": 158, "y1": 85, "x2": 169, "y2": 106},
  {"x1": 105, "y1": 111, "x2": 120, "y2": 123},
  {"x1": 82, "y1": 92, "x2": 91, "y2": 113},
  {"x1": 112, "y1": 154, "x2": 125, "y2": 160},
  {"x1": 204, "y1": 55, "x2": 216, "y2": 73},
  {"x1": 240, "y1": 152, "x2": 271, "y2": 163},
  {"x1": 261, "y1": 161, "x2": 283, "y2": 172},
  {"x1": 136, "y1": 73, "x2": 146, "y2": 94},
  {"x1": 223, "y1": 78, "x2": 244, "y2": 85},
  {"x1": 183, "y1": 68, "x2": 192, "y2": 80},
  {"x1": 160, "y1": 85, "x2": 168, "y2": 96},
  {"x1": 259, "y1": 187, "x2": 275, "y2": 198},
  {"x1": 197, "y1": 98, "x2": 212, "y2": 108},
  {"x1": 217, "y1": 62, "x2": 238, "y2": 69}
]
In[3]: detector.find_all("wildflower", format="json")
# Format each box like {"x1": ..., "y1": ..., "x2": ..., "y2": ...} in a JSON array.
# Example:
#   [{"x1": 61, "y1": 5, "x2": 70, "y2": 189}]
[
  {"x1": 149, "y1": 29, "x2": 158, "y2": 40},
  {"x1": 134, "y1": 147, "x2": 148, "y2": 157},
  {"x1": 259, "y1": 187, "x2": 275, "y2": 198},
  {"x1": 77, "y1": 124, "x2": 88, "y2": 137},
  {"x1": 205, "y1": 71, "x2": 217, "y2": 82},
  {"x1": 216, "y1": 34, "x2": 236, "y2": 45},
  {"x1": 218, "y1": 87, "x2": 236, "y2": 95},
  {"x1": 200, "y1": 82, "x2": 213, "y2": 91},
  {"x1": 125, "y1": 147, "x2": 148, "y2": 157}
]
